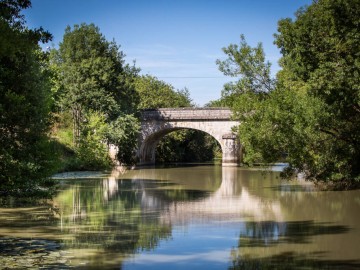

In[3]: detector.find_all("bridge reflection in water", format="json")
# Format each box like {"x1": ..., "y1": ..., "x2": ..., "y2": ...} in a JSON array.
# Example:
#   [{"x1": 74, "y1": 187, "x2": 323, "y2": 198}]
[{"x1": 122, "y1": 166, "x2": 283, "y2": 224}]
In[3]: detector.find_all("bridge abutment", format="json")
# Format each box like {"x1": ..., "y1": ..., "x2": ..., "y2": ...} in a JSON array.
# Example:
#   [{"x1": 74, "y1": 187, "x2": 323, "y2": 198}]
[{"x1": 221, "y1": 133, "x2": 242, "y2": 166}]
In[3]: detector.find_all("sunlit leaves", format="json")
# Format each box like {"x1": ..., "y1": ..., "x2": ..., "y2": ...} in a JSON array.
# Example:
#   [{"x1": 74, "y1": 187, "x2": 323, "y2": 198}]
[
  {"x1": 107, "y1": 114, "x2": 140, "y2": 164},
  {"x1": 274, "y1": 0, "x2": 360, "y2": 181},
  {"x1": 217, "y1": 0, "x2": 360, "y2": 183},
  {"x1": 51, "y1": 23, "x2": 141, "y2": 166},
  {"x1": 134, "y1": 75, "x2": 192, "y2": 109},
  {"x1": 216, "y1": 35, "x2": 275, "y2": 95}
]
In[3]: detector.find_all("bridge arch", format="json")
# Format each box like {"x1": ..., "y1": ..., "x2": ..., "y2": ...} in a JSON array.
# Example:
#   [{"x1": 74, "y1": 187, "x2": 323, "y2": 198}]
[{"x1": 137, "y1": 108, "x2": 242, "y2": 166}]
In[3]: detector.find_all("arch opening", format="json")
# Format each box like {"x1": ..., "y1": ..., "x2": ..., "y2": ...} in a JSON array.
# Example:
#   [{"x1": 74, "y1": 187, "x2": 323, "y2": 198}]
[
  {"x1": 138, "y1": 126, "x2": 238, "y2": 165},
  {"x1": 155, "y1": 129, "x2": 222, "y2": 164}
]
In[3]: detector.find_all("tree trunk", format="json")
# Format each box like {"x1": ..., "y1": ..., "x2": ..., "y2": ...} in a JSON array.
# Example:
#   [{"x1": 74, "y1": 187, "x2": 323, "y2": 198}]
[{"x1": 72, "y1": 105, "x2": 82, "y2": 146}]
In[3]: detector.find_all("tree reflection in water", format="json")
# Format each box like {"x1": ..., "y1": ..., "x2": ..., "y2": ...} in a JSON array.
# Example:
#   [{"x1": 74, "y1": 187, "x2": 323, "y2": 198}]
[
  {"x1": 237, "y1": 220, "x2": 349, "y2": 247},
  {"x1": 229, "y1": 251, "x2": 360, "y2": 270},
  {"x1": 48, "y1": 166, "x2": 360, "y2": 269},
  {"x1": 122, "y1": 166, "x2": 360, "y2": 270},
  {"x1": 1, "y1": 165, "x2": 359, "y2": 269},
  {"x1": 54, "y1": 173, "x2": 174, "y2": 267}
]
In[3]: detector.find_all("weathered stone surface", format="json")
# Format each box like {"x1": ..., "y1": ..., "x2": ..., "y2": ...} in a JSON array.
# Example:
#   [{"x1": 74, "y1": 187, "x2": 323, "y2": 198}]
[
  {"x1": 137, "y1": 108, "x2": 242, "y2": 166},
  {"x1": 141, "y1": 107, "x2": 232, "y2": 121}
]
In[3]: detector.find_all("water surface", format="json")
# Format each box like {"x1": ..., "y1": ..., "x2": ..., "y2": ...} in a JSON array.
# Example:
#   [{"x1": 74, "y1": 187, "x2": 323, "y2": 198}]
[{"x1": 0, "y1": 165, "x2": 359, "y2": 269}]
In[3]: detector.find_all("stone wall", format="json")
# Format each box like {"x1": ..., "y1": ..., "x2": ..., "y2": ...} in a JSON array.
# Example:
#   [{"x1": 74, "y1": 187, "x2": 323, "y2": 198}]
[{"x1": 141, "y1": 108, "x2": 232, "y2": 121}]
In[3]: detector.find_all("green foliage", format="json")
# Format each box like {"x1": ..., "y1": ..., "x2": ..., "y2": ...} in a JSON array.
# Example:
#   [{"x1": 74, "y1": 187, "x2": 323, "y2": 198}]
[
  {"x1": 76, "y1": 111, "x2": 113, "y2": 170},
  {"x1": 107, "y1": 114, "x2": 140, "y2": 164},
  {"x1": 0, "y1": 0, "x2": 57, "y2": 197},
  {"x1": 217, "y1": 0, "x2": 360, "y2": 183},
  {"x1": 214, "y1": 35, "x2": 276, "y2": 163},
  {"x1": 50, "y1": 23, "x2": 142, "y2": 166},
  {"x1": 274, "y1": 0, "x2": 360, "y2": 181},
  {"x1": 156, "y1": 130, "x2": 221, "y2": 163},
  {"x1": 238, "y1": 86, "x2": 326, "y2": 170},
  {"x1": 53, "y1": 111, "x2": 140, "y2": 170},
  {"x1": 215, "y1": 35, "x2": 275, "y2": 107},
  {"x1": 53, "y1": 112, "x2": 73, "y2": 147},
  {"x1": 57, "y1": 23, "x2": 139, "y2": 116},
  {"x1": 51, "y1": 111, "x2": 81, "y2": 172},
  {"x1": 51, "y1": 23, "x2": 139, "y2": 145},
  {"x1": 135, "y1": 75, "x2": 192, "y2": 109}
]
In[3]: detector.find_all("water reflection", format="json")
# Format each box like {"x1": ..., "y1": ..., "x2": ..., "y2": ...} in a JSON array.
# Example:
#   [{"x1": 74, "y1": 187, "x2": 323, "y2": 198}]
[
  {"x1": 52, "y1": 166, "x2": 287, "y2": 268},
  {"x1": 229, "y1": 251, "x2": 360, "y2": 270},
  {"x1": 0, "y1": 165, "x2": 359, "y2": 269},
  {"x1": 237, "y1": 220, "x2": 349, "y2": 247},
  {"x1": 122, "y1": 166, "x2": 360, "y2": 269},
  {"x1": 150, "y1": 166, "x2": 284, "y2": 225}
]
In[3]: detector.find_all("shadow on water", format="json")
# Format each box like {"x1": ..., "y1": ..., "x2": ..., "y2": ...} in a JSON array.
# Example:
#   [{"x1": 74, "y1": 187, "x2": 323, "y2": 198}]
[
  {"x1": 124, "y1": 178, "x2": 211, "y2": 202},
  {"x1": 237, "y1": 220, "x2": 350, "y2": 247},
  {"x1": 230, "y1": 220, "x2": 356, "y2": 269},
  {"x1": 266, "y1": 184, "x2": 316, "y2": 193},
  {"x1": 0, "y1": 206, "x2": 70, "y2": 269},
  {"x1": 229, "y1": 251, "x2": 360, "y2": 270},
  {"x1": 0, "y1": 237, "x2": 61, "y2": 256},
  {"x1": 0, "y1": 205, "x2": 59, "y2": 231},
  {"x1": 132, "y1": 162, "x2": 220, "y2": 170}
]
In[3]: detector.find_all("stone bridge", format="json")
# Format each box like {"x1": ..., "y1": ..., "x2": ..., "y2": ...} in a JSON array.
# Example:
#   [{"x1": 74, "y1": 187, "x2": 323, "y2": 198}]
[{"x1": 137, "y1": 108, "x2": 242, "y2": 166}]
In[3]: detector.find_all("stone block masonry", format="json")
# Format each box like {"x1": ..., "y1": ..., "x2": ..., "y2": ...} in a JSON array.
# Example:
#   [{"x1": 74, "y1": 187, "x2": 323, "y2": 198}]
[{"x1": 137, "y1": 108, "x2": 242, "y2": 166}]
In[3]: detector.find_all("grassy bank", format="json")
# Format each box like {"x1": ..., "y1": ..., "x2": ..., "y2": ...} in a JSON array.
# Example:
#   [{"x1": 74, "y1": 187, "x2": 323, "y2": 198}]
[{"x1": 51, "y1": 115, "x2": 113, "y2": 172}]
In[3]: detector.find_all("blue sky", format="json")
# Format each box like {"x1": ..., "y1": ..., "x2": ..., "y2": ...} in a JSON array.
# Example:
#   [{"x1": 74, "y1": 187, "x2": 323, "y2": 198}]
[{"x1": 24, "y1": 0, "x2": 312, "y2": 106}]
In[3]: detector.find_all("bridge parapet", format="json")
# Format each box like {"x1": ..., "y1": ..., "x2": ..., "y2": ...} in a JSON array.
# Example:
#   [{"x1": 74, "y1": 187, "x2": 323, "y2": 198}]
[{"x1": 141, "y1": 107, "x2": 232, "y2": 121}]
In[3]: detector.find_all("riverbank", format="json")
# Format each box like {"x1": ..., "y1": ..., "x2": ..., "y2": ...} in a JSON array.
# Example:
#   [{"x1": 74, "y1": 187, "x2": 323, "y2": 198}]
[{"x1": 314, "y1": 179, "x2": 360, "y2": 191}]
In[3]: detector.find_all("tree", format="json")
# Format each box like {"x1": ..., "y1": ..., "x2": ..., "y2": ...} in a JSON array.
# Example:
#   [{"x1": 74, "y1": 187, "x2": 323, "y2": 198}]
[
  {"x1": 214, "y1": 36, "x2": 281, "y2": 165},
  {"x1": 53, "y1": 23, "x2": 139, "y2": 144},
  {"x1": 0, "y1": 0, "x2": 56, "y2": 197},
  {"x1": 51, "y1": 23, "x2": 141, "y2": 166},
  {"x1": 215, "y1": 35, "x2": 275, "y2": 108},
  {"x1": 274, "y1": 0, "x2": 360, "y2": 182},
  {"x1": 134, "y1": 75, "x2": 192, "y2": 109},
  {"x1": 156, "y1": 129, "x2": 221, "y2": 163},
  {"x1": 106, "y1": 114, "x2": 140, "y2": 164},
  {"x1": 75, "y1": 111, "x2": 112, "y2": 169},
  {"x1": 217, "y1": 0, "x2": 360, "y2": 184}
]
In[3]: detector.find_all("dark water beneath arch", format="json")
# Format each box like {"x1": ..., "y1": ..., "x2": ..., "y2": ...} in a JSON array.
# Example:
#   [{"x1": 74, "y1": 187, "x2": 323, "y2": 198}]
[{"x1": 1, "y1": 165, "x2": 359, "y2": 269}]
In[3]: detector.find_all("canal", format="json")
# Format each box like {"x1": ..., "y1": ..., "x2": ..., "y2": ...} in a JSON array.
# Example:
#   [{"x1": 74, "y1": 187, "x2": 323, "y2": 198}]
[{"x1": 0, "y1": 165, "x2": 359, "y2": 269}]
